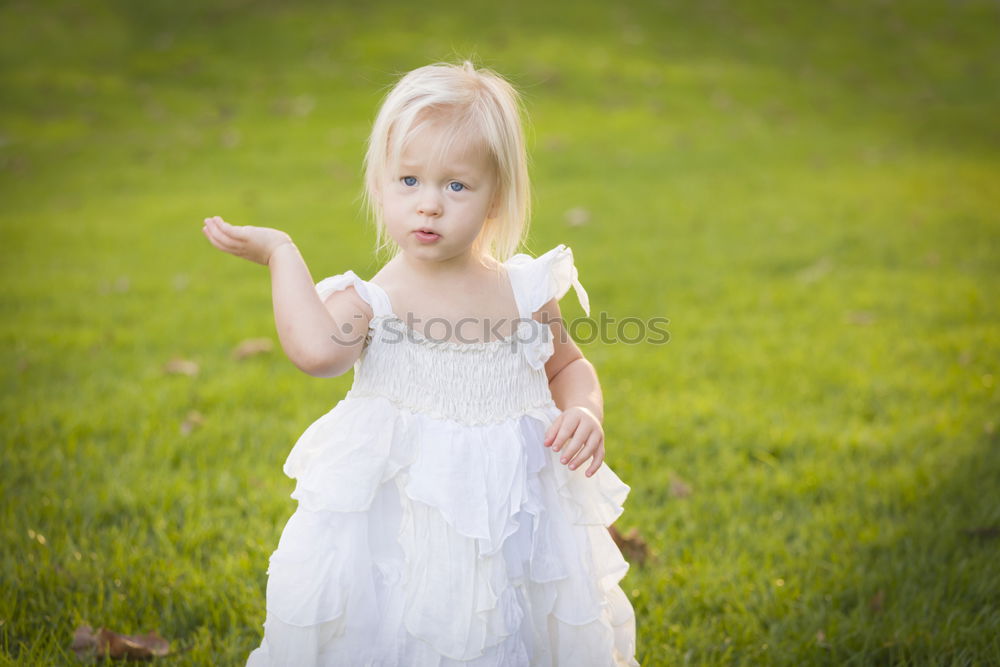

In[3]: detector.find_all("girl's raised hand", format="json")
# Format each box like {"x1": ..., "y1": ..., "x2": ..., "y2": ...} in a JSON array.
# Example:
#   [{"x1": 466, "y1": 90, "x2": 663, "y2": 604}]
[
  {"x1": 543, "y1": 406, "x2": 605, "y2": 477},
  {"x1": 202, "y1": 215, "x2": 294, "y2": 266}
]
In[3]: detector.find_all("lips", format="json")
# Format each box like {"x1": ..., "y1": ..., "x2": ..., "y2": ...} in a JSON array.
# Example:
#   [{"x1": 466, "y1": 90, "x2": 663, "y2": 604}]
[{"x1": 414, "y1": 229, "x2": 441, "y2": 242}]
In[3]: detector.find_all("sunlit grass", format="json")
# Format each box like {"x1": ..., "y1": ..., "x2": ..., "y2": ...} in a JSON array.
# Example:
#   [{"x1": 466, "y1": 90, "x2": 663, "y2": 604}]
[{"x1": 2, "y1": 0, "x2": 998, "y2": 664}]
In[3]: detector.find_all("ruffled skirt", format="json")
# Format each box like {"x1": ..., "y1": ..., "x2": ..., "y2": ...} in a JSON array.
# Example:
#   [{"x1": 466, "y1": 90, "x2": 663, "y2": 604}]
[{"x1": 245, "y1": 396, "x2": 639, "y2": 667}]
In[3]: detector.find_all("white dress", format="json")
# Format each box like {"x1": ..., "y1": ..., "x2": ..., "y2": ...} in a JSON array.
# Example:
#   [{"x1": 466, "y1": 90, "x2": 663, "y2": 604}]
[{"x1": 246, "y1": 244, "x2": 639, "y2": 667}]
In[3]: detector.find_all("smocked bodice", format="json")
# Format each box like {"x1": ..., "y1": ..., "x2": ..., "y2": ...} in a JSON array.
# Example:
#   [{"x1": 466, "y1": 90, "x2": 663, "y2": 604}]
[
  {"x1": 346, "y1": 314, "x2": 557, "y2": 425},
  {"x1": 313, "y1": 243, "x2": 591, "y2": 426}
]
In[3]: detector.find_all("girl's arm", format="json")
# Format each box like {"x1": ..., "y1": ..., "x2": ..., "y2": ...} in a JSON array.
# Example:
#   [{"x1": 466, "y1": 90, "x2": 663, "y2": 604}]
[
  {"x1": 536, "y1": 297, "x2": 606, "y2": 477},
  {"x1": 268, "y1": 242, "x2": 373, "y2": 377},
  {"x1": 548, "y1": 356, "x2": 604, "y2": 422},
  {"x1": 202, "y1": 216, "x2": 371, "y2": 377}
]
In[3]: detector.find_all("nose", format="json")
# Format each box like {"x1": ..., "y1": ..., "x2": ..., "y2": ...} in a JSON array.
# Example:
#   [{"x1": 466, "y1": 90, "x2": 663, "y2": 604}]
[{"x1": 417, "y1": 190, "x2": 442, "y2": 217}]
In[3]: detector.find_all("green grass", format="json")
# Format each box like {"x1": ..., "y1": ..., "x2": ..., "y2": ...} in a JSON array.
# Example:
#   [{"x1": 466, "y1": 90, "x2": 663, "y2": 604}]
[{"x1": 2, "y1": 0, "x2": 999, "y2": 664}]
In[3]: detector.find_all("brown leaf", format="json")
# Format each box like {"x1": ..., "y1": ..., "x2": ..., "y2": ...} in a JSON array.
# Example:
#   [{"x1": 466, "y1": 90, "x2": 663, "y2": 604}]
[
  {"x1": 163, "y1": 357, "x2": 199, "y2": 376},
  {"x1": 869, "y1": 589, "x2": 885, "y2": 614},
  {"x1": 232, "y1": 337, "x2": 273, "y2": 360},
  {"x1": 97, "y1": 276, "x2": 131, "y2": 295},
  {"x1": 71, "y1": 624, "x2": 170, "y2": 660},
  {"x1": 542, "y1": 135, "x2": 566, "y2": 152},
  {"x1": 180, "y1": 410, "x2": 205, "y2": 436},
  {"x1": 846, "y1": 310, "x2": 876, "y2": 326},
  {"x1": 795, "y1": 256, "x2": 833, "y2": 284},
  {"x1": 608, "y1": 524, "x2": 648, "y2": 565},
  {"x1": 270, "y1": 95, "x2": 315, "y2": 117},
  {"x1": 962, "y1": 526, "x2": 1000, "y2": 540},
  {"x1": 564, "y1": 206, "x2": 590, "y2": 227},
  {"x1": 669, "y1": 473, "x2": 692, "y2": 499},
  {"x1": 71, "y1": 624, "x2": 97, "y2": 659},
  {"x1": 220, "y1": 128, "x2": 241, "y2": 149}
]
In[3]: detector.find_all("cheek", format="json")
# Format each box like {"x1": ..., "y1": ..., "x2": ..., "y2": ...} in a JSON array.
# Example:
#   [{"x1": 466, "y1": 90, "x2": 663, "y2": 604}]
[
  {"x1": 381, "y1": 196, "x2": 407, "y2": 219},
  {"x1": 474, "y1": 195, "x2": 495, "y2": 217}
]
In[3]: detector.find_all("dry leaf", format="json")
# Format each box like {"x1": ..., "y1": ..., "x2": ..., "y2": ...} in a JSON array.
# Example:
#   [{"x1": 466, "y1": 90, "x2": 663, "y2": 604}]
[
  {"x1": 869, "y1": 589, "x2": 885, "y2": 614},
  {"x1": 796, "y1": 256, "x2": 833, "y2": 284},
  {"x1": 97, "y1": 276, "x2": 131, "y2": 295},
  {"x1": 180, "y1": 410, "x2": 205, "y2": 436},
  {"x1": 71, "y1": 624, "x2": 95, "y2": 659},
  {"x1": 271, "y1": 95, "x2": 315, "y2": 117},
  {"x1": 564, "y1": 206, "x2": 590, "y2": 227},
  {"x1": 669, "y1": 473, "x2": 692, "y2": 499},
  {"x1": 221, "y1": 128, "x2": 241, "y2": 149},
  {"x1": 608, "y1": 524, "x2": 648, "y2": 566},
  {"x1": 232, "y1": 337, "x2": 273, "y2": 360},
  {"x1": 542, "y1": 135, "x2": 566, "y2": 152},
  {"x1": 711, "y1": 89, "x2": 732, "y2": 111},
  {"x1": 71, "y1": 623, "x2": 170, "y2": 660},
  {"x1": 846, "y1": 310, "x2": 876, "y2": 326},
  {"x1": 163, "y1": 357, "x2": 199, "y2": 376},
  {"x1": 962, "y1": 526, "x2": 1000, "y2": 540}
]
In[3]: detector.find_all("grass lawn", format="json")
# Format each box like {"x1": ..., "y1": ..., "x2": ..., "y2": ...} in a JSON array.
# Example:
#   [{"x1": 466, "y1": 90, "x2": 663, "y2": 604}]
[{"x1": 2, "y1": 0, "x2": 998, "y2": 664}]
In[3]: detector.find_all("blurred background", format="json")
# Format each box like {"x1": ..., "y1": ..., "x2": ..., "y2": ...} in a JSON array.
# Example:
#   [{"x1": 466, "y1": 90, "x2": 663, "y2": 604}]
[{"x1": 2, "y1": 0, "x2": 998, "y2": 664}]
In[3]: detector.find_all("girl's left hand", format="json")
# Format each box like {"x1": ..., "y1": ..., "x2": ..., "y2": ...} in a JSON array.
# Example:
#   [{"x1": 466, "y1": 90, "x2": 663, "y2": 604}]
[
  {"x1": 202, "y1": 215, "x2": 294, "y2": 266},
  {"x1": 543, "y1": 406, "x2": 605, "y2": 477}
]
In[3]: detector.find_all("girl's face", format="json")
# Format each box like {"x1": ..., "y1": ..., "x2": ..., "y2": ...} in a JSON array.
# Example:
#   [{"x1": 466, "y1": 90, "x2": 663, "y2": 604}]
[{"x1": 379, "y1": 117, "x2": 498, "y2": 267}]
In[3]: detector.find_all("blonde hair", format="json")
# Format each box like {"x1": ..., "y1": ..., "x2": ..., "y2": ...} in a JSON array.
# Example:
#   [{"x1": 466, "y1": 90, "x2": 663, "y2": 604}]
[{"x1": 362, "y1": 61, "x2": 531, "y2": 262}]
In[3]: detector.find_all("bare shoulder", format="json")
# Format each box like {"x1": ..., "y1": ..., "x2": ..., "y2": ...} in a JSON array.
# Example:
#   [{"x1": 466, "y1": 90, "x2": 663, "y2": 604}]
[
  {"x1": 318, "y1": 278, "x2": 375, "y2": 359},
  {"x1": 320, "y1": 283, "x2": 373, "y2": 318}
]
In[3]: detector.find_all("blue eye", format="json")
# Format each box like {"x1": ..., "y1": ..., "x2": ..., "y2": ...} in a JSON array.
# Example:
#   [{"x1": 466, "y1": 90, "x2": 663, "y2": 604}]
[
  {"x1": 402, "y1": 176, "x2": 417, "y2": 186},
  {"x1": 449, "y1": 182, "x2": 465, "y2": 192}
]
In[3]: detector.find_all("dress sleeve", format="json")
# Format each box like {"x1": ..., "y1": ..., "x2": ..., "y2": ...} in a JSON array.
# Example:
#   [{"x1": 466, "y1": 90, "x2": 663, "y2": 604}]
[
  {"x1": 507, "y1": 244, "x2": 591, "y2": 318},
  {"x1": 315, "y1": 270, "x2": 389, "y2": 316}
]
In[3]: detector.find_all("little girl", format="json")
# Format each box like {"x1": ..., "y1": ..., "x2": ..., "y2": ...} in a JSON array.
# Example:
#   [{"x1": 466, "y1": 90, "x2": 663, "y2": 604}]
[{"x1": 202, "y1": 61, "x2": 638, "y2": 667}]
